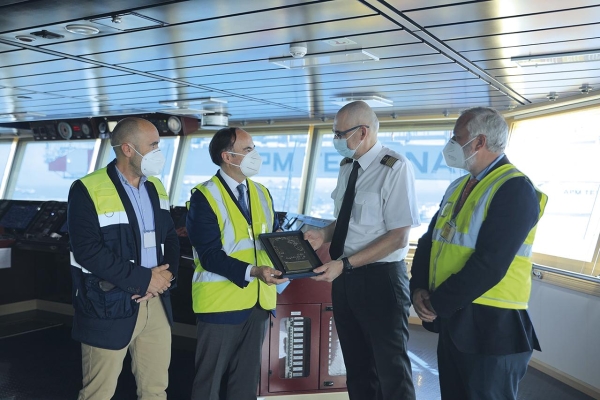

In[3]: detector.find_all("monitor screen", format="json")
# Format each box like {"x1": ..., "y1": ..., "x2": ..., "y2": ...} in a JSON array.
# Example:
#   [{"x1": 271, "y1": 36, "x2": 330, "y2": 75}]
[{"x1": 0, "y1": 204, "x2": 39, "y2": 231}]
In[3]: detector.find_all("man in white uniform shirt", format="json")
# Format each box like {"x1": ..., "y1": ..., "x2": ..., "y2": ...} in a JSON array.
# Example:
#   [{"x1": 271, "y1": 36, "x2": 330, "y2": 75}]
[{"x1": 305, "y1": 100, "x2": 420, "y2": 400}]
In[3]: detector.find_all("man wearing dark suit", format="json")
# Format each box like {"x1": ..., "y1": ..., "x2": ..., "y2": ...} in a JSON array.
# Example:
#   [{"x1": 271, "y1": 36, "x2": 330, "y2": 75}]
[
  {"x1": 68, "y1": 118, "x2": 179, "y2": 399},
  {"x1": 410, "y1": 107, "x2": 548, "y2": 400}
]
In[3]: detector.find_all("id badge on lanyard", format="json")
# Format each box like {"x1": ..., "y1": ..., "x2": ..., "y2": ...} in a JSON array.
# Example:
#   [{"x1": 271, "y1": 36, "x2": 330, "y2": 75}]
[
  {"x1": 440, "y1": 221, "x2": 456, "y2": 242},
  {"x1": 143, "y1": 231, "x2": 156, "y2": 248}
]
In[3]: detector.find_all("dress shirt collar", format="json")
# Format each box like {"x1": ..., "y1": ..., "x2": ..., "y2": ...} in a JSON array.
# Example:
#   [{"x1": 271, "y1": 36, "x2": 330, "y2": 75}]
[
  {"x1": 356, "y1": 141, "x2": 383, "y2": 171},
  {"x1": 475, "y1": 153, "x2": 505, "y2": 181},
  {"x1": 115, "y1": 165, "x2": 147, "y2": 189},
  {"x1": 219, "y1": 168, "x2": 245, "y2": 199}
]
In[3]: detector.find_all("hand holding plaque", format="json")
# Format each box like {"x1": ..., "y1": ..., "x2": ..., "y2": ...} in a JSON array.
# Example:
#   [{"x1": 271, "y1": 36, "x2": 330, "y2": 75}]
[{"x1": 258, "y1": 231, "x2": 323, "y2": 279}]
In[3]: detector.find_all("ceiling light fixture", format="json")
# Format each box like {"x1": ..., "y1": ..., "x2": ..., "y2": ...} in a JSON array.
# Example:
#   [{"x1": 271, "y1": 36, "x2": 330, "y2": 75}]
[
  {"x1": 65, "y1": 24, "x2": 100, "y2": 35},
  {"x1": 511, "y1": 50, "x2": 600, "y2": 67},
  {"x1": 546, "y1": 92, "x2": 559, "y2": 102},
  {"x1": 269, "y1": 49, "x2": 379, "y2": 69},
  {"x1": 332, "y1": 95, "x2": 393, "y2": 108}
]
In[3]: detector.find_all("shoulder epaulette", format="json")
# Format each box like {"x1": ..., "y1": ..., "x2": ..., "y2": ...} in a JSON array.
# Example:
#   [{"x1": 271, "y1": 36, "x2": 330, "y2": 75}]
[
  {"x1": 380, "y1": 155, "x2": 399, "y2": 168},
  {"x1": 340, "y1": 157, "x2": 354, "y2": 166}
]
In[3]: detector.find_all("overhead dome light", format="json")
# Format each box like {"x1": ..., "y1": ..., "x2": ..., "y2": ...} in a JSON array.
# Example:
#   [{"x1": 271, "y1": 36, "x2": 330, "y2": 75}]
[{"x1": 65, "y1": 24, "x2": 100, "y2": 35}]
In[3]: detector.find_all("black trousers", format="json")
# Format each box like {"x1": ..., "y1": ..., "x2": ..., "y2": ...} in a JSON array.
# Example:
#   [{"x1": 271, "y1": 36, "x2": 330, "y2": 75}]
[
  {"x1": 192, "y1": 306, "x2": 269, "y2": 400},
  {"x1": 438, "y1": 321, "x2": 532, "y2": 400},
  {"x1": 332, "y1": 260, "x2": 416, "y2": 400}
]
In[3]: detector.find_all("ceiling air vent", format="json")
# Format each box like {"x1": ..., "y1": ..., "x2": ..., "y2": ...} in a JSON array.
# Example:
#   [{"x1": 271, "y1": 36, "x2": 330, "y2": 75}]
[
  {"x1": 30, "y1": 30, "x2": 64, "y2": 39},
  {"x1": 201, "y1": 113, "x2": 229, "y2": 130}
]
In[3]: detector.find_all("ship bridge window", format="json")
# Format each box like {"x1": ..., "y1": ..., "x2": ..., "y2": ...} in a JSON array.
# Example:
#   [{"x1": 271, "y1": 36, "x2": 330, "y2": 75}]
[
  {"x1": 307, "y1": 130, "x2": 461, "y2": 242},
  {"x1": 507, "y1": 106, "x2": 600, "y2": 276},
  {"x1": 174, "y1": 133, "x2": 308, "y2": 215},
  {"x1": 99, "y1": 136, "x2": 179, "y2": 195},
  {"x1": 6, "y1": 140, "x2": 98, "y2": 201}
]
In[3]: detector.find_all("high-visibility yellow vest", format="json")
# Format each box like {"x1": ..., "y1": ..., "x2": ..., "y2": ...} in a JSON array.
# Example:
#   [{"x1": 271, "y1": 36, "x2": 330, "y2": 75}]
[
  {"x1": 189, "y1": 176, "x2": 276, "y2": 313},
  {"x1": 429, "y1": 164, "x2": 547, "y2": 309},
  {"x1": 72, "y1": 167, "x2": 169, "y2": 273}
]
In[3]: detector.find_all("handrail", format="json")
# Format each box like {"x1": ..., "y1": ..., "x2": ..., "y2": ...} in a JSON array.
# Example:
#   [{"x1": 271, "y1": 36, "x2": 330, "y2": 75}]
[{"x1": 532, "y1": 263, "x2": 600, "y2": 284}]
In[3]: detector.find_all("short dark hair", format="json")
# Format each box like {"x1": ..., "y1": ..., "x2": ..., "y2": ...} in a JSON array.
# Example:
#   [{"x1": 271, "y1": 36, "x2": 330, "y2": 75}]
[{"x1": 209, "y1": 127, "x2": 238, "y2": 166}]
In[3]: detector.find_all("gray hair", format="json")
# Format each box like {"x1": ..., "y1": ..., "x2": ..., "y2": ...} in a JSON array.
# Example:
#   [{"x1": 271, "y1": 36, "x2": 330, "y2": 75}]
[{"x1": 460, "y1": 107, "x2": 508, "y2": 153}]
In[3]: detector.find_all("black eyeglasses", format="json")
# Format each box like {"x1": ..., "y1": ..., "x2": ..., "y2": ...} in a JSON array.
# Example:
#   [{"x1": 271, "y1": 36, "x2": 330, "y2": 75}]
[{"x1": 332, "y1": 124, "x2": 369, "y2": 139}]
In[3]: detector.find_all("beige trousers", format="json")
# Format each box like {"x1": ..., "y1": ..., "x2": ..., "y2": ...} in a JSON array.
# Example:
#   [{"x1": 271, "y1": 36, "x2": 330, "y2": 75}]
[{"x1": 78, "y1": 296, "x2": 171, "y2": 400}]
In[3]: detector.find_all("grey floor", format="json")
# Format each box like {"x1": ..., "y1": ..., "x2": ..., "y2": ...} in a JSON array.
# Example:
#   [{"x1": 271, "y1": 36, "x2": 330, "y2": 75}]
[
  {"x1": 407, "y1": 324, "x2": 595, "y2": 400},
  {"x1": 0, "y1": 311, "x2": 595, "y2": 400}
]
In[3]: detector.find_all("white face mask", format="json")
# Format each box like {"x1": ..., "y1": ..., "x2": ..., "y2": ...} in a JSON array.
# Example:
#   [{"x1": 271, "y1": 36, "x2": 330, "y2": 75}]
[
  {"x1": 228, "y1": 149, "x2": 262, "y2": 177},
  {"x1": 442, "y1": 136, "x2": 478, "y2": 170},
  {"x1": 115, "y1": 143, "x2": 166, "y2": 176},
  {"x1": 333, "y1": 127, "x2": 363, "y2": 158}
]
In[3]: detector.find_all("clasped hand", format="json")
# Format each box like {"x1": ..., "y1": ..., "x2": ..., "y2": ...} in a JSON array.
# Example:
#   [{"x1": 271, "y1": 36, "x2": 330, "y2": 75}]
[
  {"x1": 132, "y1": 264, "x2": 172, "y2": 303},
  {"x1": 412, "y1": 288, "x2": 437, "y2": 322}
]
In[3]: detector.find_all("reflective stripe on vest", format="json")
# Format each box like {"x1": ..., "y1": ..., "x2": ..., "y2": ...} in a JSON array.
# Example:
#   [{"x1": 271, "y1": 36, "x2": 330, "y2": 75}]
[
  {"x1": 188, "y1": 176, "x2": 277, "y2": 313},
  {"x1": 73, "y1": 168, "x2": 169, "y2": 273},
  {"x1": 429, "y1": 164, "x2": 548, "y2": 310}
]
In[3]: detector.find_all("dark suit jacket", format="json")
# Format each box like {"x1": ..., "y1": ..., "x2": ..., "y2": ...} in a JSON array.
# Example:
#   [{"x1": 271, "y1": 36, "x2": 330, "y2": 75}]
[
  {"x1": 410, "y1": 155, "x2": 541, "y2": 355},
  {"x1": 68, "y1": 160, "x2": 179, "y2": 350}
]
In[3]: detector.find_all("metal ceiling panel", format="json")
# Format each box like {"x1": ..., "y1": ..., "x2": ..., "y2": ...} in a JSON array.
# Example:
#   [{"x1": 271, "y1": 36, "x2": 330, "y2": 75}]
[
  {"x1": 0, "y1": 49, "x2": 60, "y2": 67},
  {"x1": 48, "y1": 80, "x2": 184, "y2": 97},
  {"x1": 460, "y1": 37, "x2": 600, "y2": 64},
  {"x1": 44, "y1": 2, "x2": 378, "y2": 56},
  {"x1": 18, "y1": 75, "x2": 157, "y2": 92},
  {"x1": 404, "y1": 0, "x2": 600, "y2": 27},
  {"x1": 164, "y1": 54, "x2": 451, "y2": 85},
  {"x1": 500, "y1": 72, "x2": 600, "y2": 86},
  {"x1": 0, "y1": 59, "x2": 98, "y2": 79},
  {"x1": 0, "y1": 0, "x2": 598, "y2": 123},
  {"x1": 0, "y1": 68, "x2": 129, "y2": 88},
  {"x1": 444, "y1": 23, "x2": 600, "y2": 53},
  {"x1": 138, "y1": 0, "x2": 321, "y2": 25},
  {"x1": 426, "y1": 7, "x2": 600, "y2": 40},
  {"x1": 77, "y1": 15, "x2": 405, "y2": 65},
  {"x1": 173, "y1": 62, "x2": 463, "y2": 88},
  {"x1": 119, "y1": 30, "x2": 415, "y2": 73},
  {"x1": 0, "y1": 0, "x2": 175, "y2": 33}
]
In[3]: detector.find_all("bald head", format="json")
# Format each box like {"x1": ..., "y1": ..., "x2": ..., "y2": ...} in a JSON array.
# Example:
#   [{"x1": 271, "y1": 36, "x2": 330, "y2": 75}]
[
  {"x1": 335, "y1": 100, "x2": 380, "y2": 134},
  {"x1": 111, "y1": 117, "x2": 156, "y2": 148}
]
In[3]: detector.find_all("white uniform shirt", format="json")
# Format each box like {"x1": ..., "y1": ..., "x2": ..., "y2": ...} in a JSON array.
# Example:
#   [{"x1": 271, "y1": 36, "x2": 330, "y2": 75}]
[{"x1": 331, "y1": 141, "x2": 420, "y2": 262}]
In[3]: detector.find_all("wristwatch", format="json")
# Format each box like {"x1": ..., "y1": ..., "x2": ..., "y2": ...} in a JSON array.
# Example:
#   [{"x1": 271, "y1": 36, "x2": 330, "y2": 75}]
[{"x1": 341, "y1": 257, "x2": 353, "y2": 273}]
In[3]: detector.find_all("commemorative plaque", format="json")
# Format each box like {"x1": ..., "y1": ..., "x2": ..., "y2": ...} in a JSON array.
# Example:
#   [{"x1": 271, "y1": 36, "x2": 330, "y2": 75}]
[{"x1": 258, "y1": 231, "x2": 322, "y2": 279}]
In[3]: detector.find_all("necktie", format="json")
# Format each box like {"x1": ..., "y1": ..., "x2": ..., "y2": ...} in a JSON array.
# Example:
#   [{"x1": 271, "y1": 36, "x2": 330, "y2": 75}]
[
  {"x1": 330, "y1": 161, "x2": 360, "y2": 260},
  {"x1": 454, "y1": 177, "x2": 479, "y2": 215},
  {"x1": 237, "y1": 184, "x2": 250, "y2": 220}
]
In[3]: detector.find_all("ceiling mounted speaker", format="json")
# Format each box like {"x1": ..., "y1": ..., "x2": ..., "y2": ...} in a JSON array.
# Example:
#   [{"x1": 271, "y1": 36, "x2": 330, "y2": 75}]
[{"x1": 201, "y1": 113, "x2": 229, "y2": 130}]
